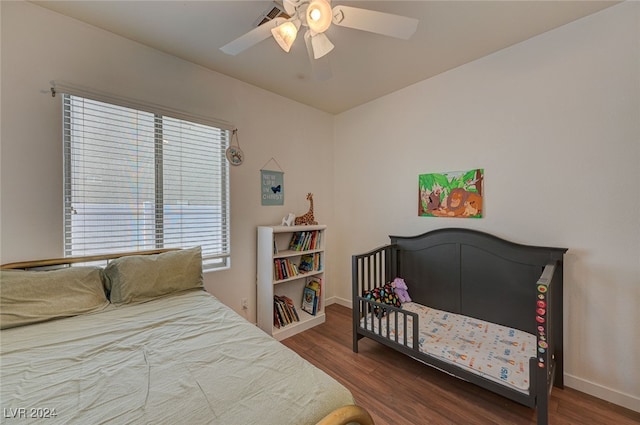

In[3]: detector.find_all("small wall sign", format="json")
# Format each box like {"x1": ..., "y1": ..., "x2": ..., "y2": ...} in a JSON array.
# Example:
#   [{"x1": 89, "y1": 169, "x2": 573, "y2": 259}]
[{"x1": 261, "y1": 169, "x2": 284, "y2": 206}]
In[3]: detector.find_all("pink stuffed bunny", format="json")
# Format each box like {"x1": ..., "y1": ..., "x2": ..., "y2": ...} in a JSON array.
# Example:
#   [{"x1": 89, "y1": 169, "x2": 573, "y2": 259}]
[{"x1": 391, "y1": 277, "x2": 412, "y2": 303}]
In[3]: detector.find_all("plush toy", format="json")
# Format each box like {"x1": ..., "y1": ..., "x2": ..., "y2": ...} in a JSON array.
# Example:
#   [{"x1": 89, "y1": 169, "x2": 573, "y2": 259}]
[
  {"x1": 391, "y1": 277, "x2": 412, "y2": 303},
  {"x1": 281, "y1": 213, "x2": 295, "y2": 226}
]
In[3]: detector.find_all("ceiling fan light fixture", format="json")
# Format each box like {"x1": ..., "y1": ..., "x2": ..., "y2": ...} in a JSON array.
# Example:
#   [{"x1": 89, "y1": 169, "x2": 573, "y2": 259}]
[
  {"x1": 310, "y1": 32, "x2": 334, "y2": 59},
  {"x1": 306, "y1": 0, "x2": 332, "y2": 33},
  {"x1": 271, "y1": 20, "x2": 299, "y2": 52}
]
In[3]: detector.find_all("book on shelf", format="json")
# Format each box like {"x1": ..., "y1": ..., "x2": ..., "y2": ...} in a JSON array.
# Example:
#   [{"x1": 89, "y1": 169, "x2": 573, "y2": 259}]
[
  {"x1": 273, "y1": 297, "x2": 287, "y2": 328},
  {"x1": 288, "y1": 232, "x2": 299, "y2": 251},
  {"x1": 301, "y1": 286, "x2": 317, "y2": 315},
  {"x1": 298, "y1": 254, "x2": 313, "y2": 272},
  {"x1": 299, "y1": 252, "x2": 322, "y2": 272},
  {"x1": 274, "y1": 295, "x2": 300, "y2": 328},
  {"x1": 301, "y1": 278, "x2": 322, "y2": 315},
  {"x1": 306, "y1": 278, "x2": 322, "y2": 311},
  {"x1": 282, "y1": 296, "x2": 300, "y2": 322},
  {"x1": 273, "y1": 308, "x2": 281, "y2": 329},
  {"x1": 298, "y1": 252, "x2": 322, "y2": 272},
  {"x1": 288, "y1": 230, "x2": 321, "y2": 251},
  {"x1": 273, "y1": 258, "x2": 299, "y2": 280}
]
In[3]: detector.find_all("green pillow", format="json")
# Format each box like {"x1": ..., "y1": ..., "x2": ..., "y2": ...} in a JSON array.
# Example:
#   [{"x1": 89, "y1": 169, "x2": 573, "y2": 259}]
[
  {"x1": 0, "y1": 267, "x2": 109, "y2": 329},
  {"x1": 104, "y1": 247, "x2": 203, "y2": 305}
]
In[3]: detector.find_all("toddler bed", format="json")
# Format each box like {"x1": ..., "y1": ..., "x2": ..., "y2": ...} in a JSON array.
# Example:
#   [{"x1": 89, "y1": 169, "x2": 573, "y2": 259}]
[
  {"x1": 352, "y1": 228, "x2": 567, "y2": 425},
  {"x1": 1, "y1": 248, "x2": 373, "y2": 425}
]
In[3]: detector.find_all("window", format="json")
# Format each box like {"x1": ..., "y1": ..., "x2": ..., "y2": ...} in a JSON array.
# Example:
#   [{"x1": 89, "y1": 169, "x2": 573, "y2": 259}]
[{"x1": 63, "y1": 94, "x2": 230, "y2": 270}]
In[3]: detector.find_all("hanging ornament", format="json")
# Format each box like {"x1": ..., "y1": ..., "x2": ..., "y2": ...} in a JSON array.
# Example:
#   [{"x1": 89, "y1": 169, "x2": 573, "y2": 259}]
[{"x1": 226, "y1": 129, "x2": 244, "y2": 166}]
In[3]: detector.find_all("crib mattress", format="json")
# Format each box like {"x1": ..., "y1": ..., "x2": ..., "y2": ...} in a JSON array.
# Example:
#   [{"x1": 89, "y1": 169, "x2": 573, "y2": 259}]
[{"x1": 361, "y1": 302, "x2": 536, "y2": 393}]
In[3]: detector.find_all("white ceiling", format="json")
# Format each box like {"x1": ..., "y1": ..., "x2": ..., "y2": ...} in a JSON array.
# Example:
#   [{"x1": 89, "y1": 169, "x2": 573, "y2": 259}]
[{"x1": 31, "y1": 1, "x2": 619, "y2": 114}]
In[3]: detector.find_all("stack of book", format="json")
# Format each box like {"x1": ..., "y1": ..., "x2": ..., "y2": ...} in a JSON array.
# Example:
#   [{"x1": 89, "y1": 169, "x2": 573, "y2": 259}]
[
  {"x1": 273, "y1": 258, "x2": 299, "y2": 280},
  {"x1": 301, "y1": 279, "x2": 322, "y2": 316},
  {"x1": 273, "y1": 295, "x2": 300, "y2": 328},
  {"x1": 288, "y1": 231, "x2": 321, "y2": 251}
]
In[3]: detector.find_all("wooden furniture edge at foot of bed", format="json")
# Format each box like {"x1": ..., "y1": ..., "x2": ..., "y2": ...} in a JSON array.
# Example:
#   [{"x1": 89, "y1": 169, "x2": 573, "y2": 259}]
[
  {"x1": 315, "y1": 405, "x2": 375, "y2": 425},
  {"x1": 0, "y1": 248, "x2": 178, "y2": 270}
]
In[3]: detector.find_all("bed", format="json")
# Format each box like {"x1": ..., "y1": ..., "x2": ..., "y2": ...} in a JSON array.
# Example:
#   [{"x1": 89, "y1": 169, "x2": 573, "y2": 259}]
[
  {"x1": 351, "y1": 228, "x2": 567, "y2": 425},
  {"x1": 1, "y1": 247, "x2": 373, "y2": 425}
]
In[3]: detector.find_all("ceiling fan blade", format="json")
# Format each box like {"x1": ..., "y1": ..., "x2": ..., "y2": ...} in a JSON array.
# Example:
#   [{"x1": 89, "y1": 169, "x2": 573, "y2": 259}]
[
  {"x1": 304, "y1": 31, "x2": 332, "y2": 81},
  {"x1": 332, "y1": 5, "x2": 418, "y2": 40},
  {"x1": 220, "y1": 17, "x2": 287, "y2": 55}
]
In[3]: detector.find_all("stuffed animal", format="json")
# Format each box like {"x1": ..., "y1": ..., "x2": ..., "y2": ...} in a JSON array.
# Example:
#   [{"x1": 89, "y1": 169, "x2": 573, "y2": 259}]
[
  {"x1": 391, "y1": 277, "x2": 412, "y2": 303},
  {"x1": 281, "y1": 213, "x2": 295, "y2": 226}
]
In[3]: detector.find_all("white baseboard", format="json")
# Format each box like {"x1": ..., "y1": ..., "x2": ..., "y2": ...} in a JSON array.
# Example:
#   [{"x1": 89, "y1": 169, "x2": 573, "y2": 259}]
[
  {"x1": 564, "y1": 374, "x2": 640, "y2": 413},
  {"x1": 325, "y1": 296, "x2": 351, "y2": 308}
]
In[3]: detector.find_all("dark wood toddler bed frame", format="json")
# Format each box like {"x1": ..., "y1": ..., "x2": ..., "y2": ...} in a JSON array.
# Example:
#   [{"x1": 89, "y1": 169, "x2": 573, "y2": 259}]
[{"x1": 352, "y1": 228, "x2": 567, "y2": 425}]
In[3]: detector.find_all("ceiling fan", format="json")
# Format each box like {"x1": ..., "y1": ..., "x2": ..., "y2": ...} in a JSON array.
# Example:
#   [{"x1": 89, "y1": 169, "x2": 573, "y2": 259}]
[{"x1": 220, "y1": 0, "x2": 419, "y2": 80}]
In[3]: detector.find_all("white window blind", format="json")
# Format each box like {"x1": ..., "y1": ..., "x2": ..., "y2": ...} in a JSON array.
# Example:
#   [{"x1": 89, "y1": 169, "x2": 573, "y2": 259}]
[{"x1": 63, "y1": 94, "x2": 230, "y2": 270}]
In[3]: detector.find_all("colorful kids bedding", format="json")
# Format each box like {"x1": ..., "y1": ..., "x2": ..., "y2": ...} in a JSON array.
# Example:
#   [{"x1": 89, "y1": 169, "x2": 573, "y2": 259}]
[{"x1": 361, "y1": 302, "x2": 536, "y2": 393}]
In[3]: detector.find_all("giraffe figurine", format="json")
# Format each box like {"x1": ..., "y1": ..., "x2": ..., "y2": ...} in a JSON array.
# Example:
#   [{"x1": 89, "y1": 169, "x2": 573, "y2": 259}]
[{"x1": 294, "y1": 193, "x2": 318, "y2": 225}]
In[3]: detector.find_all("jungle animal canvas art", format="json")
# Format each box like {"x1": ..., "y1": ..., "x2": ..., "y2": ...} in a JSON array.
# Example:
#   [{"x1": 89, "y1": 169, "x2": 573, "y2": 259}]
[{"x1": 418, "y1": 169, "x2": 484, "y2": 218}]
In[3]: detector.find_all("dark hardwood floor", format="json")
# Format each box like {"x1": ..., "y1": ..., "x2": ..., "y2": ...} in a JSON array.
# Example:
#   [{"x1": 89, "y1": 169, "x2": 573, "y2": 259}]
[{"x1": 282, "y1": 304, "x2": 640, "y2": 425}]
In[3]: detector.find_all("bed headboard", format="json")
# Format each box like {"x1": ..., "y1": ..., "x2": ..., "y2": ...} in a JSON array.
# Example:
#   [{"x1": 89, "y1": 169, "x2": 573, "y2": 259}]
[
  {"x1": 389, "y1": 228, "x2": 567, "y2": 335},
  {"x1": 0, "y1": 249, "x2": 176, "y2": 270}
]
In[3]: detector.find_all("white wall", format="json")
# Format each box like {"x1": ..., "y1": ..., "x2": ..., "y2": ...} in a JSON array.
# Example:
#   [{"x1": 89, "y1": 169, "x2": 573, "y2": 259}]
[
  {"x1": 333, "y1": 2, "x2": 639, "y2": 412},
  {"x1": 0, "y1": 1, "x2": 335, "y2": 322}
]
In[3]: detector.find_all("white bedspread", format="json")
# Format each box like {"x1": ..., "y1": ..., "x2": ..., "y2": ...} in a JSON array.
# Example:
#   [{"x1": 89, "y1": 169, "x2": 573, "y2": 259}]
[
  {"x1": 362, "y1": 302, "x2": 536, "y2": 393},
  {"x1": 1, "y1": 290, "x2": 353, "y2": 425}
]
